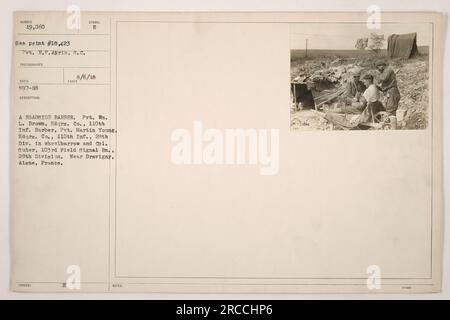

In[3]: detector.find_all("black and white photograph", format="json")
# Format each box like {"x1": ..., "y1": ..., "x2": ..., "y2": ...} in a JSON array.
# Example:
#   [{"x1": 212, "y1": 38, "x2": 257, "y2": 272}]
[{"x1": 290, "y1": 23, "x2": 431, "y2": 130}]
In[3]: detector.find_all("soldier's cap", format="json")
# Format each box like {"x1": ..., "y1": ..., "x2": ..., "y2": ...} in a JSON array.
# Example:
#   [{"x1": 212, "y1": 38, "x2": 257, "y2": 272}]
[{"x1": 351, "y1": 68, "x2": 362, "y2": 76}]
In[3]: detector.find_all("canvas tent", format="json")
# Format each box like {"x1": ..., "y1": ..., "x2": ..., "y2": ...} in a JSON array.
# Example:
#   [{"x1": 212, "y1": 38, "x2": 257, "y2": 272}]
[{"x1": 387, "y1": 33, "x2": 418, "y2": 58}]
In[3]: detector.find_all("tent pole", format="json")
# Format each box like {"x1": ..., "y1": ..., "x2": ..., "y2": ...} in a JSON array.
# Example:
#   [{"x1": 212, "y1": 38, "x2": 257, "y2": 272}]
[{"x1": 305, "y1": 38, "x2": 308, "y2": 58}]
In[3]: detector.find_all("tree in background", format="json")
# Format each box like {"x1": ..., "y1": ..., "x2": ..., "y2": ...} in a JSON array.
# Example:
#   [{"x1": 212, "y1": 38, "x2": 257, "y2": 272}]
[{"x1": 355, "y1": 38, "x2": 368, "y2": 50}]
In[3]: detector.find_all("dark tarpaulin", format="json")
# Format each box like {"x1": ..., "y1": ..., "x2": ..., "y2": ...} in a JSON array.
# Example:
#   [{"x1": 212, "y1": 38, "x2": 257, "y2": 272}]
[{"x1": 387, "y1": 33, "x2": 419, "y2": 58}]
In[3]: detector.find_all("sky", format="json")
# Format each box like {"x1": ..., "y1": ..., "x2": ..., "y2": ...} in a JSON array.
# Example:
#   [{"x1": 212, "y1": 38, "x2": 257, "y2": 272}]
[{"x1": 290, "y1": 23, "x2": 432, "y2": 50}]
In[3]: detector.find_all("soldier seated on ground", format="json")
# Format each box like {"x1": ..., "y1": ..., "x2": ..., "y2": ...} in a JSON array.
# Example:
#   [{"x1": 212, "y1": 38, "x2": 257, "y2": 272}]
[
  {"x1": 337, "y1": 80, "x2": 367, "y2": 114},
  {"x1": 343, "y1": 68, "x2": 366, "y2": 105}
]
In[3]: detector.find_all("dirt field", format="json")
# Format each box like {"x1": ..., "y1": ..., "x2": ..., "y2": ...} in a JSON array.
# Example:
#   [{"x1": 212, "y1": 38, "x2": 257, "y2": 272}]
[{"x1": 290, "y1": 49, "x2": 429, "y2": 130}]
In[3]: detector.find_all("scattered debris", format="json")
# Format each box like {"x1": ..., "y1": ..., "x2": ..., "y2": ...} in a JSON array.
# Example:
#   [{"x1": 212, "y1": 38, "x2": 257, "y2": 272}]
[{"x1": 290, "y1": 53, "x2": 429, "y2": 130}]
